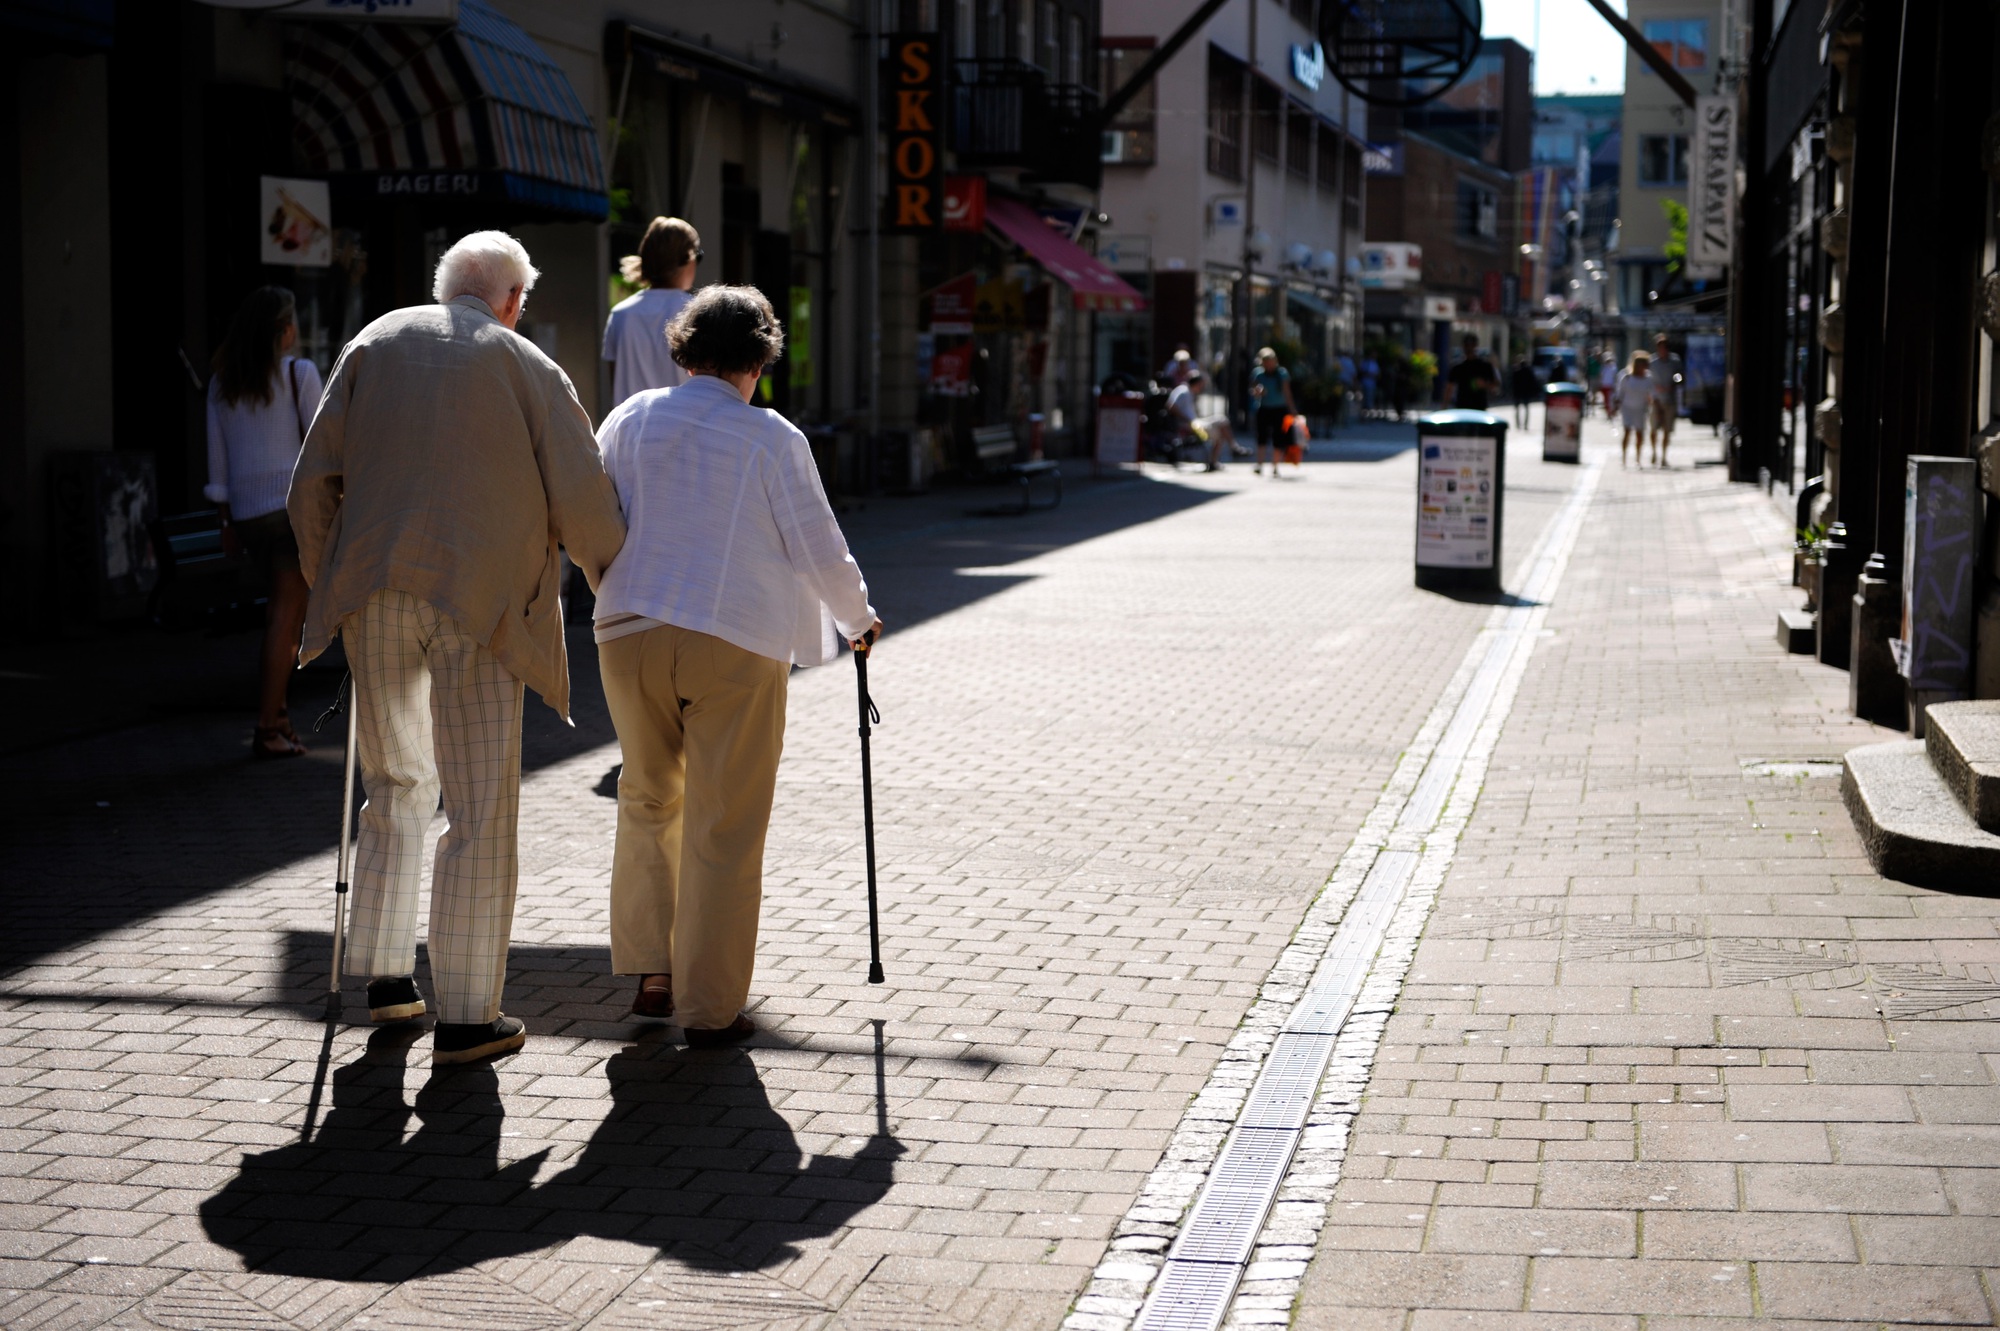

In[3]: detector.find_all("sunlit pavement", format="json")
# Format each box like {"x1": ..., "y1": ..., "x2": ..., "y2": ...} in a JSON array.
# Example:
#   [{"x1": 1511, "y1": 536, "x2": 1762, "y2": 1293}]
[{"x1": 5, "y1": 410, "x2": 1991, "y2": 1331}]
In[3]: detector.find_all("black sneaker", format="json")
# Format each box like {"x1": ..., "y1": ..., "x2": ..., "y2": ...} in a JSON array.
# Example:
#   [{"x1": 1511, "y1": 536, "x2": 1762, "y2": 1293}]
[
  {"x1": 366, "y1": 976, "x2": 426, "y2": 1024},
  {"x1": 433, "y1": 1014, "x2": 526, "y2": 1066}
]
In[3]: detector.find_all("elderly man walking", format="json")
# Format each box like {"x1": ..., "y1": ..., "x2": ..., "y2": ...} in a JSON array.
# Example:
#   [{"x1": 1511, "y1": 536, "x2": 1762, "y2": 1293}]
[{"x1": 289, "y1": 231, "x2": 625, "y2": 1065}]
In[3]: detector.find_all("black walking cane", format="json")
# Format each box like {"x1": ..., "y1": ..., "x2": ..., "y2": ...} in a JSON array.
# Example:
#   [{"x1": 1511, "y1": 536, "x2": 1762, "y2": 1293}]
[{"x1": 853, "y1": 632, "x2": 884, "y2": 984}]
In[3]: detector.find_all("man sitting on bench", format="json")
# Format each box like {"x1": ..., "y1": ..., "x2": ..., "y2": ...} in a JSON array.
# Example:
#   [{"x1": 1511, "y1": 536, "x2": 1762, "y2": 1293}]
[{"x1": 1167, "y1": 370, "x2": 1239, "y2": 472}]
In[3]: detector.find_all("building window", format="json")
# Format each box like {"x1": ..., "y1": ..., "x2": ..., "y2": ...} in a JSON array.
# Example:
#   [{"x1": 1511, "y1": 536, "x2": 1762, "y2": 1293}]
[
  {"x1": 1252, "y1": 77, "x2": 1280, "y2": 164},
  {"x1": 1065, "y1": 13, "x2": 1083, "y2": 85},
  {"x1": 1641, "y1": 19, "x2": 1708, "y2": 72},
  {"x1": 1038, "y1": 0, "x2": 1059, "y2": 70},
  {"x1": 1289, "y1": 0, "x2": 1315, "y2": 25},
  {"x1": 1638, "y1": 133, "x2": 1689, "y2": 185},
  {"x1": 1208, "y1": 50, "x2": 1245, "y2": 180},
  {"x1": 1456, "y1": 178, "x2": 1499, "y2": 240},
  {"x1": 1316, "y1": 118, "x2": 1339, "y2": 194},
  {"x1": 1286, "y1": 101, "x2": 1313, "y2": 179},
  {"x1": 1101, "y1": 41, "x2": 1157, "y2": 164}
]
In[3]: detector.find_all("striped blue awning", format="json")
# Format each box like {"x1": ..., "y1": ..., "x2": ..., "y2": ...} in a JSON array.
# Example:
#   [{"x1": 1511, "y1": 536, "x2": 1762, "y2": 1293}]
[{"x1": 285, "y1": 0, "x2": 606, "y2": 220}]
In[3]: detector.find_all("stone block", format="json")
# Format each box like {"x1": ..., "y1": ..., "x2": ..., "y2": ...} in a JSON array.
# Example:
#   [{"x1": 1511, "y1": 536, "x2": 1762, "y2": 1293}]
[
  {"x1": 1776, "y1": 608, "x2": 1815, "y2": 655},
  {"x1": 1924, "y1": 699, "x2": 2000, "y2": 830},
  {"x1": 1841, "y1": 740, "x2": 2000, "y2": 892}
]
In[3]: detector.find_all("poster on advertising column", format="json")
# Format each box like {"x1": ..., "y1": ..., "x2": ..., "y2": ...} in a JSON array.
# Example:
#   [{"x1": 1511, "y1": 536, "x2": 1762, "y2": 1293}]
[{"x1": 1416, "y1": 435, "x2": 1497, "y2": 568}]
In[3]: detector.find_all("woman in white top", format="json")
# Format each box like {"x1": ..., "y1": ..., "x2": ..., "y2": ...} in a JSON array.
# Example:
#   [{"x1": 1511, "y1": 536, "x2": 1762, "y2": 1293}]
[
  {"x1": 1613, "y1": 351, "x2": 1653, "y2": 468},
  {"x1": 601, "y1": 215, "x2": 701, "y2": 409},
  {"x1": 205, "y1": 286, "x2": 323, "y2": 758},
  {"x1": 593, "y1": 285, "x2": 880, "y2": 1047}
]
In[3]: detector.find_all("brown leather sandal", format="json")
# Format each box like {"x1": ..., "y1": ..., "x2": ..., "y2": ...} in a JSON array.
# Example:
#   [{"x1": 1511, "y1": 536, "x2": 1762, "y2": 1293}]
[
  {"x1": 632, "y1": 974, "x2": 673, "y2": 1019},
  {"x1": 252, "y1": 725, "x2": 305, "y2": 760}
]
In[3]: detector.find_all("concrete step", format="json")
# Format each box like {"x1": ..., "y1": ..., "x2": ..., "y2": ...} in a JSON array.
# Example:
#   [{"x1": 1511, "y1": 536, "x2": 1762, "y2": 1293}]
[
  {"x1": 1842, "y1": 740, "x2": 2000, "y2": 891},
  {"x1": 1925, "y1": 700, "x2": 2000, "y2": 832},
  {"x1": 1776, "y1": 607, "x2": 1815, "y2": 654}
]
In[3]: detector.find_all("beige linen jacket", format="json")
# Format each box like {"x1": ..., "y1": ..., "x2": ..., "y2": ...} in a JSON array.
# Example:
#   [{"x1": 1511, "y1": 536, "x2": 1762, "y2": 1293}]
[{"x1": 289, "y1": 296, "x2": 626, "y2": 721}]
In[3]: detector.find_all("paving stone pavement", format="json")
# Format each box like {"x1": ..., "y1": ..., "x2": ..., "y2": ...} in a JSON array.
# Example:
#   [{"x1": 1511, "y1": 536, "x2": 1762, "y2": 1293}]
[
  {"x1": 4, "y1": 412, "x2": 1987, "y2": 1331},
  {"x1": 1290, "y1": 419, "x2": 2000, "y2": 1329}
]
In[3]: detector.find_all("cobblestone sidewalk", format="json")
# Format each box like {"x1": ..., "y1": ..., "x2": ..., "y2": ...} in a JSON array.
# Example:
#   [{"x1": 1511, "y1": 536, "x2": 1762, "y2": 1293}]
[
  {"x1": 0, "y1": 435, "x2": 1567, "y2": 1330},
  {"x1": 1290, "y1": 423, "x2": 2000, "y2": 1329}
]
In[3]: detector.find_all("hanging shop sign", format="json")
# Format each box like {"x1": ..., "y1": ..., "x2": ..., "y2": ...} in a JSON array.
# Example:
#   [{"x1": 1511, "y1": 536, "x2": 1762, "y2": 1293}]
[
  {"x1": 1360, "y1": 242, "x2": 1421, "y2": 288},
  {"x1": 1323, "y1": 0, "x2": 1482, "y2": 108},
  {"x1": 974, "y1": 278, "x2": 1026, "y2": 332},
  {"x1": 929, "y1": 273, "x2": 977, "y2": 334},
  {"x1": 943, "y1": 175, "x2": 987, "y2": 232},
  {"x1": 1687, "y1": 94, "x2": 1737, "y2": 272},
  {"x1": 259, "y1": 176, "x2": 332, "y2": 267},
  {"x1": 883, "y1": 33, "x2": 942, "y2": 231},
  {"x1": 1290, "y1": 41, "x2": 1326, "y2": 90}
]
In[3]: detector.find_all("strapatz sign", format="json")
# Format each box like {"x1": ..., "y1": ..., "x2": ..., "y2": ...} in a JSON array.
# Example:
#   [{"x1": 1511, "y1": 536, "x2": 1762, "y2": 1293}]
[
  {"x1": 883, "y1": 33, "x2": 942, "y2": 232},
  {"x1": 1687, "y1": 94, "x2": 1736, "y2": 272}
]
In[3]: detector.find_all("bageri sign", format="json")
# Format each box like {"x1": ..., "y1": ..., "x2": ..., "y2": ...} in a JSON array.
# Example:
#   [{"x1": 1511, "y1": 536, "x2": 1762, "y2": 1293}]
[
  {"x1": 1687, "y1": 94, "x2": 1736, "y2": 274},
  {"x1": 884, "y1": 34, "x2": 942, "y2": 231}
]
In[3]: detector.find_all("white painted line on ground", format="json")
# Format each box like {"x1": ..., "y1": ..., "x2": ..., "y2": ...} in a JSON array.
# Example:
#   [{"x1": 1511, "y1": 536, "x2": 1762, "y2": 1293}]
[{"x1": 1062, "y1": 461, "x2": 1603, "y2": 1331}]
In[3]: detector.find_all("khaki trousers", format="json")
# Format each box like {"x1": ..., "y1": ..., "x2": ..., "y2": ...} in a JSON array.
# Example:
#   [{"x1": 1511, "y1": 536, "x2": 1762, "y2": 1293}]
[
  {"x1": 599, "y1": 624, "x2": 788, "y2": 1030},
  {"x1": 342, "y1": 589, "x2": 525, "y2": 1025}
]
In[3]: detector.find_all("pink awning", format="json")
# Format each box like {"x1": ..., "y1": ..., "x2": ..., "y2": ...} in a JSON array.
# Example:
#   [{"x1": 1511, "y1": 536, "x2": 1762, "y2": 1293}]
[{"x1": 985, "y1": 197, "x2": 1148, "y2": 312}]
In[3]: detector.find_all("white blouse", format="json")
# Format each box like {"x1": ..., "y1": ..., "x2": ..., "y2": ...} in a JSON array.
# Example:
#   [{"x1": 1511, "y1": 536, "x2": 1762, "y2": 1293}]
[
  {"x1": 205, "y1": 357, "x2": 322, "y2": 521},
  {"x1": 592, "y1": 374, "x2": 874, "y2": 666},
  {"x1": 601, "y1": 287, "x2": 691, "y2": 409}
]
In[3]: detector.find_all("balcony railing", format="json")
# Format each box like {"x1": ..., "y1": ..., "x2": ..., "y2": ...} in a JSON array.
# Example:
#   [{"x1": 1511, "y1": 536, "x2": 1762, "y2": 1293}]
[{"x1": 950, "y1": 59, "x2": 1102, "y2": 189}]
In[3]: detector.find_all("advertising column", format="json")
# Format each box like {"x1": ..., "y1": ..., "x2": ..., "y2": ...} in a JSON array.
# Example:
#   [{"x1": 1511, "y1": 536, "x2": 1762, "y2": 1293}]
[{"x1": 1415, "y1": 411, "x2": 1507, "y2": 592}]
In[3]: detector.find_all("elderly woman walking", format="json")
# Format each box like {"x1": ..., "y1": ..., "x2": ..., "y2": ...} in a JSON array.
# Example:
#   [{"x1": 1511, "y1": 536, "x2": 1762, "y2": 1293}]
[{"x1": 593, "y1": 285, "x2": 879, "y2": 1048}]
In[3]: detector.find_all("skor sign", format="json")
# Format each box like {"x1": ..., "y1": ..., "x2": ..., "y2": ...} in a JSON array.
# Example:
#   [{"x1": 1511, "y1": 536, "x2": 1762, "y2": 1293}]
[{"x1": 1290, "y1": 42, "x2": 1325, "y2": 91}]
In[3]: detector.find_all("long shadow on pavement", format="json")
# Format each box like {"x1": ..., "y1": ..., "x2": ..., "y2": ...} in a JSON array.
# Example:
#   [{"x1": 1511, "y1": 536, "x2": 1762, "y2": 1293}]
[
  {"x1": 0, "y1": 473, "x2": 1225, "y2": 977},
  {"x1": 200, "y1": 1017, "x2": 904, "y2": 1283}
]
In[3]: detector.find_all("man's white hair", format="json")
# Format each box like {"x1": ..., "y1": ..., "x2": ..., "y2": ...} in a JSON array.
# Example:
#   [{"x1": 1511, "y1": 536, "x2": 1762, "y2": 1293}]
[{"x1": 432, "y1": 230, "x2": 540, "y2": 309}]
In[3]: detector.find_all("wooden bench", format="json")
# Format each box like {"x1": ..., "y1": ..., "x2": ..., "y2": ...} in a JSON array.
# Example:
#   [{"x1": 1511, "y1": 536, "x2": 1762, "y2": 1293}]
[{"x1": 969, "y1": 424, "x2": 1062, "y2": 514}]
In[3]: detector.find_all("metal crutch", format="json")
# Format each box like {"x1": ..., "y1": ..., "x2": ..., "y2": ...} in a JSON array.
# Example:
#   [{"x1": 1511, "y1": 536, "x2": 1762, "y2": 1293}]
[{"x1": 853, "y1": 634, "x2": 884, "y2": 984}]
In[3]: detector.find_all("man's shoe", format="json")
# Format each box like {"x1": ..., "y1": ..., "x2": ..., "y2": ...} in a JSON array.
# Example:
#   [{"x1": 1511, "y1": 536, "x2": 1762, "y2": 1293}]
[
  {"x1": 433, "y1": 1015, "x2": 526, "y2": 1065},
  {"x1": 632, "y1": 975, "x2": 674, "y2": 1019},
  {"x1": 367, "y1": 977, "x2": 426, "y2": 1024},
  {"x1": 684, "y1": 1014, "x2": 756, "y2": 1049}
]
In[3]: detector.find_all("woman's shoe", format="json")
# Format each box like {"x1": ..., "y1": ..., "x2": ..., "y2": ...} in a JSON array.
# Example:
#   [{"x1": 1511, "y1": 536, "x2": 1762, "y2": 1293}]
[
  {"x1": 632, "y1": 974, "x2": 674, "y2": 1019},
  {"x1": 684, "y1": 1014, "x2": 756, "y2": 1049}
]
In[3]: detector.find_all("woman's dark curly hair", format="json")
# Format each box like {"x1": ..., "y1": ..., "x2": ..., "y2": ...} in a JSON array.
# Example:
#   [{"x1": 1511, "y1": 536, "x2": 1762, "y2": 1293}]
[{"x1": 667, "y1": 285, "x2": 785, "y2": 378}]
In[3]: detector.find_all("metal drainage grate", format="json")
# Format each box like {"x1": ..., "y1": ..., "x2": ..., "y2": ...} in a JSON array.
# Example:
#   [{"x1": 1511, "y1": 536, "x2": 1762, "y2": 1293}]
[
  {"x1": 1169, "y1": 1128, "x2": 1298, "y2": 1265},
  {"x1": 1134, "y1": 1258, "x2": 1242, "y2": 1331},
  {"x1": 1239, "y1": 1032, "x2": 1336, "y2": 1130},
  {"x1": 1286, "y1": 962, "x2": 1367, "y2": 1034}
]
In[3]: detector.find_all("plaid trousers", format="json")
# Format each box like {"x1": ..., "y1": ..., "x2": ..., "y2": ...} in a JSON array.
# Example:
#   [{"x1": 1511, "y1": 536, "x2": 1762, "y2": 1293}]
[{"x1": 342, "y1": 589, "x2": 525, "y2": 1024}]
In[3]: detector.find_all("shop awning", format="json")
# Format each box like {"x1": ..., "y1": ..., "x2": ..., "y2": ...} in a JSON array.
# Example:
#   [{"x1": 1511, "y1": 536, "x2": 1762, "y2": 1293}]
[
  {"x1": 1284, "y1": 287, "x2": 1338, "y2": 318},
  {"x1": 985, "y1": 198, "x2": 1147, "y2": 312},
  {"x1": 285, "y1": 0, "x2": 607, "y2": 220}
]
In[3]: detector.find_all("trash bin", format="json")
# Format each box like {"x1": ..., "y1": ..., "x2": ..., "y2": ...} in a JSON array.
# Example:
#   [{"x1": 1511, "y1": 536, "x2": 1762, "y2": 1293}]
[
  {"x1": 1543, "y1": 381, "x2": 1586, "y2": 463},
  {"x1": 1415, "y1": 410, "x2": 1506, "y2": 593}
]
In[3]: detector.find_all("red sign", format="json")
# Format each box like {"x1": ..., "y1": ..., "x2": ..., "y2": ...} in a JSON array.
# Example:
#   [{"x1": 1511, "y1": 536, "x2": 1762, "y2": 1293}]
[
  {"x1": 929, "y1": 342, "x2": 974, "y2": 396},
  {"x1": 1482, "y1": 270, "x2": 1503, "y2": 316},
  {"x1": 883, "y1": 34, "x2": 942, "y2": 231},
  {"x1": 942, "y1": 175, "x2": 986, "y2": 232},
  {"x1": 929, "y1": 272, "x2": 976, "y2": 333}
]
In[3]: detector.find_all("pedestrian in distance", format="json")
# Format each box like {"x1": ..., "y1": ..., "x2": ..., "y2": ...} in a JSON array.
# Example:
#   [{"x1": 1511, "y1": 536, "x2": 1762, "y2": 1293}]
[
  {"x1": 602, "y1": 216, "x2": 701, "y2": 410},
  {"x1": 1159, "y1": 344, "x2": 1195, "y2": 387},
  {"x1": 1598, "y1": 348, "x2": 1619, "y2": 419},
  {"x1": 288, "y1": 230, "x2": 627, "y2": 1066},
  {"x1": 592, "y1": 285, "x2": 880, "y2": 1049},
  {"x1": 1614, "y1": 351, "x2": 1654, "y2": 467},
  {"x1": 1250, "y1": 346, "x2": 1298, "y2": 476},
  {"x1": 1509, "y1": 358, "x2": 1538, "y2": 430},
  {"x1": 1167, "y1": 369, "x2": 1238, "y2": 471},
  {"x1": 205, "y1": 286, "x2": 323, "y2": 760},
  {"x1": 1648, "y1": 333, "x2": 1686, "y2": 468},
  {"x1": 1360, "y1": 352, "x2": 1380, "y2": 419},
  {"x1": 1444, "y1": 334, "x2": 1497, "y2": 411}
]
